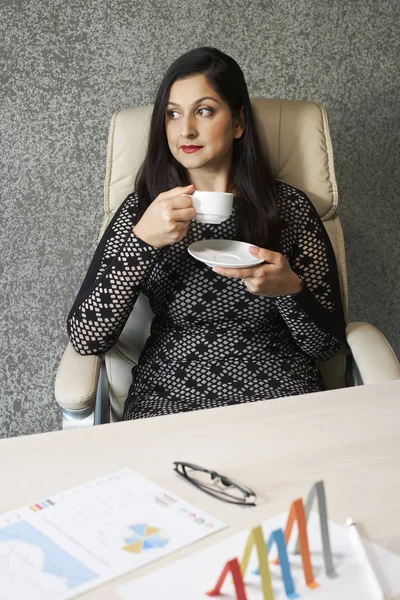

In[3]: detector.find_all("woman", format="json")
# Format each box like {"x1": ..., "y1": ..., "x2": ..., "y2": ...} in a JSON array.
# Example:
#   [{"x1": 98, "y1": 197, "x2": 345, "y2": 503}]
[{"x1": 67, "y1": 47, "x2": 345, "y2": 420}]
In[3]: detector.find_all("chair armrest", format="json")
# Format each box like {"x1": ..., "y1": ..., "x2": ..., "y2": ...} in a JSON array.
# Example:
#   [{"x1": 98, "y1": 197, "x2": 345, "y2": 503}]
[
  {"x1": 346, "y1": 322, "x2": 400, "y2": 384},
  {"x1": 55, "y1": 342, "x2": 101, "y2": 410}
]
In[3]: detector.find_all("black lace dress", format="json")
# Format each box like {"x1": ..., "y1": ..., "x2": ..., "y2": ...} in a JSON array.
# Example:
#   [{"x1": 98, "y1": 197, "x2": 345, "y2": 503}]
[{"x1": 67, "y1": 181, "x2": 345, "y2": 420}]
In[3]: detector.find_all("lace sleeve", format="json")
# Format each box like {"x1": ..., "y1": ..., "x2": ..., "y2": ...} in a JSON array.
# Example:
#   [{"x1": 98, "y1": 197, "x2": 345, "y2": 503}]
[
  {"x1": 274, "y1": 183, "x2": 346, "y2": 360},
  {"x1": 67, "y1": 193, "x2": 161, "y2": 355}
]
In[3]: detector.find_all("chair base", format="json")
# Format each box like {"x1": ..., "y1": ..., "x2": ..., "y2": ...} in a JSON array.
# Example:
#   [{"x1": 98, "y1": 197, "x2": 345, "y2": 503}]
[{"x1": 62, "y1": 404, "x2": 94, "y2": 429}]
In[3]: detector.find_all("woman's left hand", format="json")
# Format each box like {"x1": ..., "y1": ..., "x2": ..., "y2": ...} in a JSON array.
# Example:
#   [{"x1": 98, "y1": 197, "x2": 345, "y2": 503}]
[{"x1": 212, "y1": 246, "x2": 303, "y2": 297}]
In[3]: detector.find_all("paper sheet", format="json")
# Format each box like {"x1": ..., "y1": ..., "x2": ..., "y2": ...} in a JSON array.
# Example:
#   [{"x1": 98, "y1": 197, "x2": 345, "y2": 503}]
[
  {"x1": 117, "y1": 511, "x2": 400, "y2": 600},
  {"x1": 0, "y1": 468, "x2": 226, "y2": 600}
]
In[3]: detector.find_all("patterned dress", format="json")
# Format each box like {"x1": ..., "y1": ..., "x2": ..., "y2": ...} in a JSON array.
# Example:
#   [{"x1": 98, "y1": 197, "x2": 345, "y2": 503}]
[{"x1": 67, "y1": 181, "x2": 345, "y2": 420}]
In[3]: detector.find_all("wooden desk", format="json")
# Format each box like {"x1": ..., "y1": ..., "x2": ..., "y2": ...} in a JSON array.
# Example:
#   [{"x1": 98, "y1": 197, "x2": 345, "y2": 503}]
[{"x1": 1, "y1": 380, "x2": 399, "y2": 598}]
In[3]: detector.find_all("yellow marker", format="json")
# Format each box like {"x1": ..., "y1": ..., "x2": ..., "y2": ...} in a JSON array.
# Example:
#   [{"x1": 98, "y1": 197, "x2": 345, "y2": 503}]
[{"x1": 240, "y1": 525, "x2": 274, "y2": 600}]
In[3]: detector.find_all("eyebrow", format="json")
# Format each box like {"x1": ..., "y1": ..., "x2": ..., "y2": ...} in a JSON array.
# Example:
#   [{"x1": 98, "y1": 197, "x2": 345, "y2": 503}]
[{"x1": 166, "y1": 96, "x2": 220, "y2": 107}]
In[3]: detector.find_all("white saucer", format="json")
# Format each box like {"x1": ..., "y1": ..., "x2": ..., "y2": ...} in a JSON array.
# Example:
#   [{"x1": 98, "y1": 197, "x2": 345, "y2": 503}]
[{"x1": 188, "y1": 240, "x2": 263, "y2": 268}]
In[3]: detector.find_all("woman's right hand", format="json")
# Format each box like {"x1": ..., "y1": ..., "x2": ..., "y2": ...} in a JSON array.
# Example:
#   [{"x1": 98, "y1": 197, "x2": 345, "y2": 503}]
[{"x1": 132, "y1": 184, "x2": 196, "y2": 248}]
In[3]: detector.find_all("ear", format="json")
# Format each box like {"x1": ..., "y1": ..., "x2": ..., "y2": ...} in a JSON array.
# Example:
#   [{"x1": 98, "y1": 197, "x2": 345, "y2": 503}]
[{"x1": 233, "y1": 106, "x2": 245, "y2": 140}]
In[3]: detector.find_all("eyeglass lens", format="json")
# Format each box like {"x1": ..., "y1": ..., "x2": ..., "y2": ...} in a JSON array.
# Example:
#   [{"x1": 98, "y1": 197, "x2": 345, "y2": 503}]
[{"x1": 175, "y1": 463, "x2": 256, "y2": 502}]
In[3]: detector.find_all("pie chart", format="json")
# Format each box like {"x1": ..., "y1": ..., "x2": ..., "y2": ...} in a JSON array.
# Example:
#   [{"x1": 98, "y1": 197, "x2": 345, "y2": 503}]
[{"x1": 122, "y1": 524, "x2": 169, "y2": 553}]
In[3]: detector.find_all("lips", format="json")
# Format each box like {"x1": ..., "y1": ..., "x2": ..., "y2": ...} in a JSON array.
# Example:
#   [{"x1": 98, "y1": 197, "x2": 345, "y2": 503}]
[{"x1": 181, "y1": 145, "x2": 203, "y2": 154}]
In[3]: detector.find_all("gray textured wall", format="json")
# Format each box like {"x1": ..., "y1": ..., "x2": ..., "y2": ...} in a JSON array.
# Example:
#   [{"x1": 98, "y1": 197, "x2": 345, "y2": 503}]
[{"x1": 1, "y1": 0, "x2": 399, "y2": 438}]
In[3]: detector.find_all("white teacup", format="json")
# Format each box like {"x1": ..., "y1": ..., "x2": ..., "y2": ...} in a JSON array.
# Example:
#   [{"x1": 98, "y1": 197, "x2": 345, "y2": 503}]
[{"x1": 190, "y1": 190, "x2": 234, "y2": 224}]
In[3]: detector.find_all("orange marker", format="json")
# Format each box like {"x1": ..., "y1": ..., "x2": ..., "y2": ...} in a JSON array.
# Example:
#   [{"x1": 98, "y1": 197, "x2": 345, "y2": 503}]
[{"x1": 272, "y1": 498, "x2": 319, "y2": 589}]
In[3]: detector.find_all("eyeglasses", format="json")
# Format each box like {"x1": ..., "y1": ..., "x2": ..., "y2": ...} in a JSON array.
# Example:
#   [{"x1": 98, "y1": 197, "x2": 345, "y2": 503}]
[{"x1": 173, "y1": 462, "x2": 256, "y2": 506}]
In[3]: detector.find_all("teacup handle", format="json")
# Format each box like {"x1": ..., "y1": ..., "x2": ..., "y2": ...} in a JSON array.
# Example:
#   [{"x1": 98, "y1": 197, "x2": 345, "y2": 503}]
[{"x1": 179, "y1": 193, "x2": 198, "y2": 221}]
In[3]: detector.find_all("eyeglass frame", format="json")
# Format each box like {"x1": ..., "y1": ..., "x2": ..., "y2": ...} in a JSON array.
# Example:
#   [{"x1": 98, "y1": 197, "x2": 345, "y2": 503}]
[{"x1": 173, "y1": 461, "x2": 257, "y2": 506}]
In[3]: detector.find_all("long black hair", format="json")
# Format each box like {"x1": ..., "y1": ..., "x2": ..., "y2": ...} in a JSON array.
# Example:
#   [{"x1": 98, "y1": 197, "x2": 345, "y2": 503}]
[{"x1": 135, "y1": 47, "x2": 281, "y2": 250}]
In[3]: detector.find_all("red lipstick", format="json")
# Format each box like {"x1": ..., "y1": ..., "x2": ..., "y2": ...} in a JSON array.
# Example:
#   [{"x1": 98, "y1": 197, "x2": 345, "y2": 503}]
[{"x1": 182, "y1": 145, "x2": 203, "y2": 154}]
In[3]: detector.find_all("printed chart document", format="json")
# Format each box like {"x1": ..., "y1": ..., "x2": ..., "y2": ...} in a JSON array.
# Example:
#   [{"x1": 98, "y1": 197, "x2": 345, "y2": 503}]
[
  {"x1": 118, "y1": 511, "x2": 400, "y2": 600},
  {"x1": 0, "y1": 468, "x2": 226, "y2": 599}
]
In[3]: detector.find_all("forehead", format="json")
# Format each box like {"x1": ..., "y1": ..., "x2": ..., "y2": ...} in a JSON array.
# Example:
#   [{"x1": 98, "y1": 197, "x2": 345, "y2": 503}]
[{"x1": 167, "y1": 74, "x2": 222, "y2": 105}]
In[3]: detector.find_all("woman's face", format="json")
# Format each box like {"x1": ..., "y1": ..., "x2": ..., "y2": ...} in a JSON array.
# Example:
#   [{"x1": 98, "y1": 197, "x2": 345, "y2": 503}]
[{"x1": 165, "y1": 74, "x2": 244, "y2": 174}]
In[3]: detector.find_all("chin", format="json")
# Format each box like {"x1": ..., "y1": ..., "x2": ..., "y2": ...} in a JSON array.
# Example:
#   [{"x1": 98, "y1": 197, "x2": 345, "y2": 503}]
[{"x1": 179, "y1": 157, "x2": 208, "y2": 169}]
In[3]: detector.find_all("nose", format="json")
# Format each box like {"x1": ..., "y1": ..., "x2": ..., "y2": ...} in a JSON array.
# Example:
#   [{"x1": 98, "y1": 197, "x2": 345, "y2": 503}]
[{"x1": 180, "y1": 114, "x2": 197, "y2": 140}]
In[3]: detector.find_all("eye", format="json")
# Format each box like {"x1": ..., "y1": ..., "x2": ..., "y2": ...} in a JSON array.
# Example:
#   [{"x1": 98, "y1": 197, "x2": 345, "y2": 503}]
[
  {"x1": 166, "y1": 109, "x2": 180, "y2": 119},
  {"x1": 197, "y1": 107, "x2": 214, "y2": 117}
]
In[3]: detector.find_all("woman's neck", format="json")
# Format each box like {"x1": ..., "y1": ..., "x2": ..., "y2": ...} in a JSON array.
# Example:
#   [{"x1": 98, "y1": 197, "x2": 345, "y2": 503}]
[{"x1": 188, "y1": 172, "x2": 236, "y2": 195}]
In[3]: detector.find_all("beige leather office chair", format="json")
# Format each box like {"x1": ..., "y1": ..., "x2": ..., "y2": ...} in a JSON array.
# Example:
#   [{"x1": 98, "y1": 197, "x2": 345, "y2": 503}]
[{"x1": 55, "y1": 99, "x2": 400, "y2": 428}]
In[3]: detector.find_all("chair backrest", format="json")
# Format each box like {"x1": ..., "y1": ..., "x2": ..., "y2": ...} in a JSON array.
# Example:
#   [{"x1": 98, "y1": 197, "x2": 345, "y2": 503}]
[{"x1": 102, "y1": 99, "x2": 348, "y2": 414}]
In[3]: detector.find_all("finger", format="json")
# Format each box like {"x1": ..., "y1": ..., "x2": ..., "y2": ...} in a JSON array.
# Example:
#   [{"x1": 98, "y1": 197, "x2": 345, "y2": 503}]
[
  {"x1": 212, "y1": 266, "x2": 260, "y2": 279},
  {"x1": 171, "y1": 207, "x2": 196, "y2": 221},
  {"x1": 169, "y1": 195, "x2": 194, "y2": 209},
  {"x1": 174, "y1": 220, "x2": 191, "y2": 231},
  {"x1": 248, "y1": 245, "x2": 283, "y2": 265},
  {"x1": 243, "y1": 278, "x2": 254, "y2": 292},
  {"x1": 156, "y1": 184, "x2": 195, "y2": 201}
]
